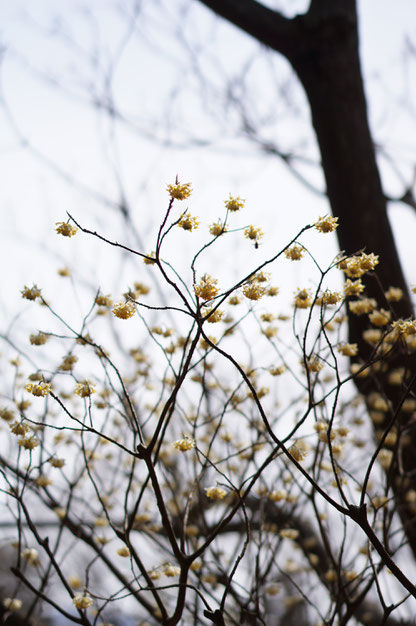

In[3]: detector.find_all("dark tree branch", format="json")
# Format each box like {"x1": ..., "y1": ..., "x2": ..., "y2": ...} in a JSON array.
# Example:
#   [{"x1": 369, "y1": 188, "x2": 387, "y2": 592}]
[{"x1": 197, "y1": 0, "x2": 297, "y2": 58}]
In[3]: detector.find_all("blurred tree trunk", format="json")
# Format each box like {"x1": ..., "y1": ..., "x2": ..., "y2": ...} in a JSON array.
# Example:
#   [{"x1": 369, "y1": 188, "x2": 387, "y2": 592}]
[{"x1": 198, "y1": 0, "x2": 416, "y2": 554}]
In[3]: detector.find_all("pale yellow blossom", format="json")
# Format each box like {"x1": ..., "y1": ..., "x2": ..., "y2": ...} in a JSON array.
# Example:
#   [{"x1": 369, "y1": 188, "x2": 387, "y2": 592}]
[
  {"x1": 178, "y1": 214, "x2": 199, "y2": 231},
  {"x1": 26, "y1": 381, "x2": 52, "y2": 397},
  {"x1": 194, "y1": 275, "x2": 219, "y2": 301},
  {"x1": 75, "y1": 380, "x2": 96, "y2": 398},
  {"x1": 209, "y1": 220, "x2": 227, "y2": 236},
  {"x1": 56, "y1": 222, "x2": 78, "y2": 237},
  {"x1": 285, "y1": 245, "x2": 304, "y2": 260},
  {"x1": 244, "y1": 225, "x2": 264, "y2": 243},
  {"x1": 337, "y1": 343, "x2": 358, "y2": 357},
  {"x1": 167, "y1": 182, "x2": 192, "y2": 200},
  {"x1": 21, "y1": 285, "x2": 42, "y2": 301},
  {"x1": 293, "y1": 288, "x2": 313, "y2": 308},
  {"x1": 225, "y1": 195, "x2": 244, "y2": 212},
  {"x1": 112, "y1": 300, "x2": 136, "y2": 319},
  {"x1": 73, "y1": 594, "x2": 93, "y2": 610},
  {"x1": 243, "y1": 282, "x2": 266, "y2": 301},
  {"x1": 205, "y1": 486, "x2": 227, "y2": 500},
  {"x1": 315, "y1": 215, "x2": 339, "y2": 233},
  {"x1": 173, "y1": 436, "x2": 195, "y2": 452}
]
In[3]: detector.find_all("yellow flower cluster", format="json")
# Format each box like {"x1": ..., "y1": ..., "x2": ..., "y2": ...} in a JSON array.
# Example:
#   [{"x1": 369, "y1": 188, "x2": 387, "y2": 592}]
[
  {"x1": 167, "y1": 182, "x2": 192, "y2": 200},
  {"x1": 72, "y1": 594, "x2": 93, "y2": 609},
  {"x1": 225, "y1": 194, "x2": 244, "y2": 212},
  {"x1": 385, "y1": 286, "x2": 403, "y2": 302},
  {"x1": 368, "y1": 309, "x2": 391, "y2": 327},
  {"x1": 95, "y1": 294, "x2": 113, "y2": 307},
  {"x1": 338, "y1": 252, "x2": 379, "y2": 278},
  {"x1": 343, "y1": 279, "x2": 364, "y2": 297},
  {"x1": 269, "y1": 489, "x2": 287, "y2": 502},
  {"x1": 143, "y1": 251, "x2": 156, "y2": 265},
  {"x1": 57, "y1": 267, "x2": 71, "y2": 277},
  {"x1": 178, "y1": 214, "x2": 199, "y2": 231},
  {"x1": 29, "y1": 332, "x2": 48, "y2": 346},
  {"x1": 244, "y1": 225, "x2": 264, "y2": 243},
  {"x1": 316, "y1": 291, "x2": 343, "y2": 306},
  {"x1": 56, "y1": 222, "x2": 78, "y2": 237},
  {"x1": 112, "y1": 300, "x2": 136, "y2": 319},
  {"x1": 163, "y1": 564, "x2": 181, "y2": 577},
  {"x1": 293, "y1": 288, "x2": 313, "y2": 309},
  {"x1": 0, "y1": 408, "x2": 14, "y2": 422},
  {"x1": 18, "y1": 435, "x2": 40, "y2": 450},
  {"x1": 172, "y1": 436, "x2": 195, "y2": 452},
  {"x1": 25, "y1": 381, "x2": 52, "y2": 397},
  {"x1": 337, "y1": 343, "x2": 358, "y2": 357},
  {"x1": 280, "y1": 528, "x2": 299, "y2": 540},
  {"x1": 59, "y1": 355, "x2": 78, "y2": 371},
  {"x1": 391, "y1": 319, "x2": 416, "y2": 337},
  {"x1": 10, "y1": 421, "x2": 30, "y2": 436},
  {"x1": 3, "y1": 598, "x2": 22, "y2": 612},
  {"x1": 243, "y1": 282, "x2": 266, "y2": 301},
  {"x1": 363, "y1": 329, "x2": 382, "y2": 344},
  {"x1": 209, "y1": 220, "x2": 227, "y2": 236},
  {"x1": 117, "y1": 546, "x2": 130, "y2": 557},
  {"x1": 49, "y1": 456, "x2": 65, "y2": 468},
  {"x1": 194, "y1": 275, "x2": 219, "y2": 301},
  {"x1": 349, "y1": 298, "x2": 376, "y2": 315},
  {"x1": 21, "y1": 284, "x2": 42, "y2": 301},
  {"x1": 315, "y1": 215, "x2": 339, "y2": 233},
  {"x1": 289, "y1": 442, "x2": 308, "y2": 461},
  {"x1": 305, "y1": 356, "x2": 324, "y2": 372},
  {"x1": 205, "y1": 486, "x2": 227, "y2": 500},
  {"x1": 75, "y1": 380, "x2": 96, "y2": 397},
  {"x1": 204, "y1": 307, "x2": 224, "y2": 323},
  {"x1": 22, "y1": 548, "x2": 40, "y2": 565},
  {"x1": 285, "y1": 245, "x2": 304, "y2": 261}
]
